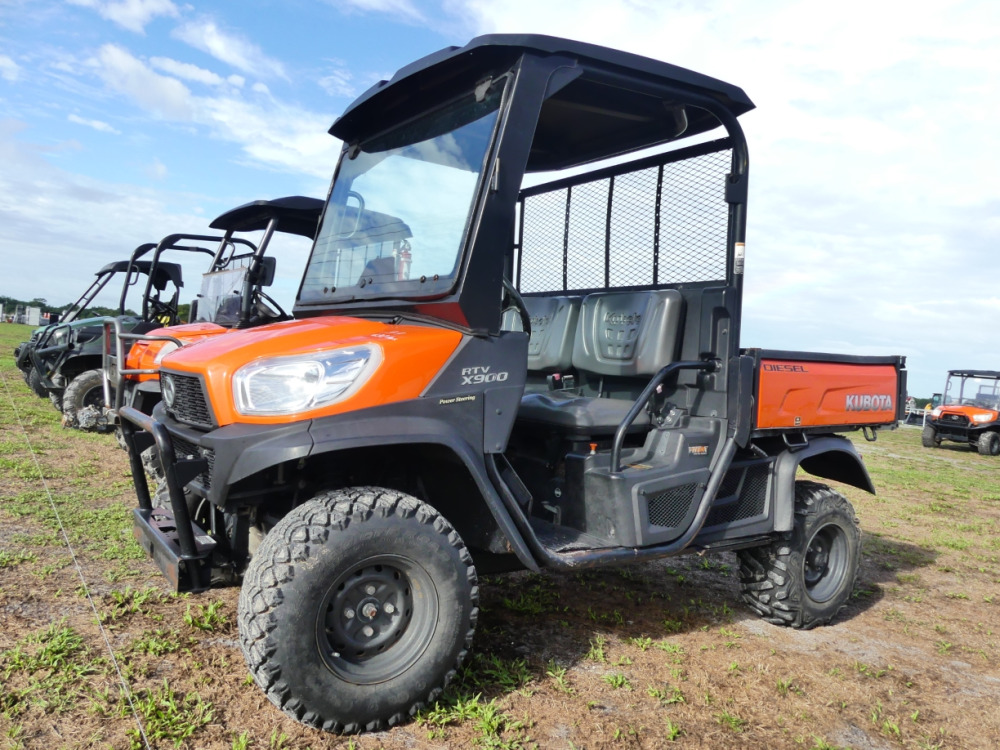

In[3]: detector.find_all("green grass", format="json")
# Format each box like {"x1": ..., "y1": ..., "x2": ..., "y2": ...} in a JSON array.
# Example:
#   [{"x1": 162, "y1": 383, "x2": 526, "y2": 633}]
[{"x1": 123, "y1": 680, "x2": 214, "y2": 750}]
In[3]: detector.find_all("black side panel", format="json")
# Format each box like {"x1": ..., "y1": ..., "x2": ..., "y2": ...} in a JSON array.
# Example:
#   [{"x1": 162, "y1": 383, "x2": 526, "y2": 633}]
[{"x1": 424, "y1": 330, "x2": 529, "y2": 453}]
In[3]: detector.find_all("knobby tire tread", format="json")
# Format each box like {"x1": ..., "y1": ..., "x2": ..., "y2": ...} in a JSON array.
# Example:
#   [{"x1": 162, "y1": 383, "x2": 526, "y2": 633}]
[
  {"x1": 238, "y1": 486, "x2": 478, "y2": 733},
  {"x1": 736, "y1": 480, "x2": 859, "y2": 630}
]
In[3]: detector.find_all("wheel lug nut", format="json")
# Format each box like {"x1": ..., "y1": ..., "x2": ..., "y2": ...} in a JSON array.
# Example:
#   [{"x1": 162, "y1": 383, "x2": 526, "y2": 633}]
[
  {"x1": 384, "y1": 603, "x2": 395, "y2": 614},
  {"x1": 362, "y1": 625, "x2": 374, "y2": 637},
  {"x1": 344, "y1": 608, "x2": 355, "y2": 619},
  {"x1": 365, "y1": 585, "x2": 376, "y2": 595}
]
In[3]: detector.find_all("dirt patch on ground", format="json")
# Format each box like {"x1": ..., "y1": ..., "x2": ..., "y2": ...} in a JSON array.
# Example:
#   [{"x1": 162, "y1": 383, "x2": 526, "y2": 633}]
[{"x1": 1, "y1": 350, "x2": 999, "y2": 749}]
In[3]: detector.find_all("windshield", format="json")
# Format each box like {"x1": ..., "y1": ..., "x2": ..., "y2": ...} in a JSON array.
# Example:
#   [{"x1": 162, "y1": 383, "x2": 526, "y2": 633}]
[
  {"x1": 298, "y1": 83, "x2": 504, "y2": 305},
  {"x1": 944, "y1": 375, "x2": 1000, "y2": 410}
]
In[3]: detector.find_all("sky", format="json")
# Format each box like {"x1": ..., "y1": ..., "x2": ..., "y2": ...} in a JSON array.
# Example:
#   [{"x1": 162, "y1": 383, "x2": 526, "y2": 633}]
[{"x1": 1, "y1": 0, "x2": 998, "y2": 397}]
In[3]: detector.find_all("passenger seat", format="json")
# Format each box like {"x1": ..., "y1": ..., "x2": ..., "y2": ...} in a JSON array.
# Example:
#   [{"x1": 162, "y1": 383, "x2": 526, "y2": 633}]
[{"x1": 517, "y1": 290, "x2": 685, "y2": 438}]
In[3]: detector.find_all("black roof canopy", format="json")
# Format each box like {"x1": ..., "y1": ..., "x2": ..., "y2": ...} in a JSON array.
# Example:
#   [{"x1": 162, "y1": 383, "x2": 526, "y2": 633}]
[
  {"x1": 209, "y1": 196, "x2": 324, "y2": 239},
  {"x1": 948, "y1": 370, "x2": 1000, "y2": 379},
  {"x1": 331, "y1": 34, "x2": 754, "y2": 171}
]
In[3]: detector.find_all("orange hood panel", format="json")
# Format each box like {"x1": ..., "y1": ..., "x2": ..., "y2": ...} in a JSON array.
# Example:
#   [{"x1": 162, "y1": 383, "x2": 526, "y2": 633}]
[
  {"x1": 936, "y1": 405, "x2": 998, "y2": 421},
  {"x1": 161, "y1": 316, "x2": 464, "y2": 426},
  {"x1": 125, "y1": 322, "x2": 230, "y2": 382}
]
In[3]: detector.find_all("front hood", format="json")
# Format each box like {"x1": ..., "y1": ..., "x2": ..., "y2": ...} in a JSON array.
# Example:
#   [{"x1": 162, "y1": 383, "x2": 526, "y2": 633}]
[
  {"x1": 161, "y1": 316, "x2": 465, "y2": 427},
  {"x1": 936, "y1": 405, "x2": 999, "y2": 423},
  {"x1": 125, "y1": 322, "x2": 229, "y2": 381}
]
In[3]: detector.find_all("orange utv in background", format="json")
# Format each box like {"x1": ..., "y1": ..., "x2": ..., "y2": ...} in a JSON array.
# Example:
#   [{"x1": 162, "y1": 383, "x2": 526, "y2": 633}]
[
  {"x1": 115, "y1": 35, "x2": 906, "y2": 734},
  {"x1": 103, "y1": 196, "x2": 322, "y2": 420},
  {"x1": 922, "y1": 370, "x2": 1000, "y2": 455}
]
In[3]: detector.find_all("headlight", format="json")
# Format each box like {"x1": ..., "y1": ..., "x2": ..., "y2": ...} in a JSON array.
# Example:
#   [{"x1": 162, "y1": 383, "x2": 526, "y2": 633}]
[
  {"x1": 233, "y1": 345, "x2": 382, "y2": 416},
  {"x1": 153, "y1": 341, "x2": 179, "y2": 364},
  {"x1": 161, "y1": 372, "x2": 176, "y2": 408},
  {"x1": 52, "y1": 328, "x2": 69, "y2": 346},
  {"x1": 930, "y1": 407, "x2": 942, "y2": 418},
  {"x1": 972, "y1": 413, "x2": 996, "y2": 423}
]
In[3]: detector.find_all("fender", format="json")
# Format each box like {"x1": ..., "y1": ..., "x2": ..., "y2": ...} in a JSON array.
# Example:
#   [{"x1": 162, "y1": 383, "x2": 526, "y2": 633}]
[
  {"x1": 304, "y1": 409, "x2": 539, "y2": 572},
  {"x1": 208, "y1": 399, "x2": 539, "y2": 573},
  {"x1": 771, "y1": 435, "x2": 874, "y2": 532}
]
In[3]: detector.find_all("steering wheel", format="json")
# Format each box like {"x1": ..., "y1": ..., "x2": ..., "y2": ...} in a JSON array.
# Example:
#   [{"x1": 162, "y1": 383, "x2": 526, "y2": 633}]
[
  {"x1": 501, "y1": 279, "x2": 531, "y2": 337},
  {"x1": 148, "y1": 296, "x2": 177, "y2": 324},
  {"x1": 254, "y1": 290, "x2": 290, "y2": 321}
]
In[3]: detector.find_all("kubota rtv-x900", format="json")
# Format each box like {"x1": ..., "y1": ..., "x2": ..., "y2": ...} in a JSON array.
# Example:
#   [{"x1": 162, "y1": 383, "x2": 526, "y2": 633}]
[{"x1": 118, "y1": 35, "x2": 906, "y2": 733}]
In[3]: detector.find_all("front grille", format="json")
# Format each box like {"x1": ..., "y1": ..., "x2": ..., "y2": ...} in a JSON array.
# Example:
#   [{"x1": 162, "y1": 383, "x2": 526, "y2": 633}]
[
  {"x1": 942, "y1": 413, "x2": 969, "y2": 426},
  {"x1": 166, "y1": 373, "x2": 213, "y2": 429},
  {"x1": 647, "y1": 483, "x2": 698, "y2": 529},
  {"x1": 171, "y1": 435, "x2": 214, "y2": 489}
]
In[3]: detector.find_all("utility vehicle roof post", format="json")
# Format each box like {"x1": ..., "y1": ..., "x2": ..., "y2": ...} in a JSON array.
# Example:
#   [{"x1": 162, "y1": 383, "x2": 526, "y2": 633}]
[
  {"x1": 923, "y1": 369, "x2": 1000, "y2": 455},
  {"x1": 119, "y1": 35, "x2": 904, "y2": 734},
  {"x1": 101, "y1": 196, "x2": 323, "y2": 419}
]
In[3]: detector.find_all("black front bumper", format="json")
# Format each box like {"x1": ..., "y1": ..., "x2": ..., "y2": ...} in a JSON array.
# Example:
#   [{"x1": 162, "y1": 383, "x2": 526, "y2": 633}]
[
  {"x1": 119, "y1": 406, "x2": 215, "y2": 592},
  {"x1": 119, "y1": 405, "x2": 313, "y2": 592},
  {"x1": 929, "y1": 418, "x2": 987, "y2": 444}
]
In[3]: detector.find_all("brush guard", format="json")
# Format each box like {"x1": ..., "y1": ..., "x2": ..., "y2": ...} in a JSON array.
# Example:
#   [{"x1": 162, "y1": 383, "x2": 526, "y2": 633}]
[{"x1": 119, "y1": 405, "x2": 216, "y2": 592}]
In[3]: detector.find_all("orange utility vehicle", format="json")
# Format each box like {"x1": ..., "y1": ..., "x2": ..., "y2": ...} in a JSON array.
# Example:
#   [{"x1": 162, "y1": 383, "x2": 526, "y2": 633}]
[
  {"x1": 922, "y1": 370, "x2": 1000, "y2": 455},
  {"x1": 104, "y1": 196, "x2": 322, "y2": 420},
  {"x1": 117, "y1": 36, "x2": 906, "y2": 733}
]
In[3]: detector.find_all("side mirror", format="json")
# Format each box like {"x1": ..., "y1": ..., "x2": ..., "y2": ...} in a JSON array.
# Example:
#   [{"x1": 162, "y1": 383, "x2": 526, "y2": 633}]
[{"x1": 257, "y1": 256, "x2": 277, "y2": 287}]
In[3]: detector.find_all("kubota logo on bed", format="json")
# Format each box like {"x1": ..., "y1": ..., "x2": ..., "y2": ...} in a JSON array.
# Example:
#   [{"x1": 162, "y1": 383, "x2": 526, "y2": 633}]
[{"x1": 845, "y1": 394, "x2": 893, "y2": 411}]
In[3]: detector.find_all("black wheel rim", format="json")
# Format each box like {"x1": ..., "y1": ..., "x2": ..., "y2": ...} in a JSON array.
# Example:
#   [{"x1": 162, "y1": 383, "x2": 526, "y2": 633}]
[
  {"x1": 803, "y1": 523, "x2": 849, "y2": 604},
  {"x1": 317, "y1": 554, "x2": 437, "y2": 685},
  {"x1": 82, "y1": 385, "x2": 105, "y2": 410}
]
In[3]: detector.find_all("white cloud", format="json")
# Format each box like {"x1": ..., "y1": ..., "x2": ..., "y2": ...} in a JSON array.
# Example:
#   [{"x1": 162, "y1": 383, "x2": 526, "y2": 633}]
[
  {"x1": 67, "y1": 0, "x2": 179, "y2": 34},
  {"x1": 335, "y1": 0, "x2": 423, "y2": 22},
  {"x1": 86, "y1": 45, "x2": 339, "y2": 179},
  {"x1": 150, "y1": 56, "x2": 225, "y2": 86},
  {"x1": 0, "y1": 119, "x2": 211, "y2": 306},
  {"x1": 145, "y1": 157, "x2": 167, "y2": 180},
  {"x1": 0, "y1": 54, "x2": 20, "y2": 82},
  {"x1": 197, "y1": 94, "x2": 339, "y2": 179},
  {"x1": 67, "y1": 113, "x2": 121, "y2": 134},
  {"x1": 318, "y1": 67, "x2": 355, "y2": 98},
  {"x1": 227, "y1": 74, "x2": 245, "y2": 88},
  {"x1": 172, "y1": 19, "x2": 287, "y2": 79},
  {"x1": 91, "y1": 44, "x2": 194, "y2": 119}
]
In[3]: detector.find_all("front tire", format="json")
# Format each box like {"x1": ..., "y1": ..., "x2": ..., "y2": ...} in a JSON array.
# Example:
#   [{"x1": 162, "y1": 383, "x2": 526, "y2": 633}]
[
  {"x1": 921, "y1": 425, "x2": 939, "y2": 448},
  {"x1": 61, "y1": 369, "x2": 111, "y2": 431},
  {"x1": 737, "y1": 481, "x2": 861, "y2": 629},
  {"x1": 238, "y1": 487, "x2": 478, "y2": 733},
  {"x1": 27, "y1": 368, "x2": 48, "y2": 399},
  {"x1": 977, "y1": 431, "x2": 1000, "y2": 456}
]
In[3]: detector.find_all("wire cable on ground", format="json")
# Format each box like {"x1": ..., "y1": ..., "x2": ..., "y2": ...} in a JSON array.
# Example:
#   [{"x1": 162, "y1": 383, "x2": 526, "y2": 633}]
[{"x1": 0, "y1": 368, "x2": 152, "y2": 750}]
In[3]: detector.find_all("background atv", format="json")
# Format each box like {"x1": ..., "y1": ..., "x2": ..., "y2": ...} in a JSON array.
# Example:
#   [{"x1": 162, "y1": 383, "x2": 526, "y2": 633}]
[
  {"x1": 21, "y1": 242, "x2": 185, "y2": 427},
  {"x1": 14, "y1": 249, "x2": 157, "y2": 390},
  {"x1": 922, "y1": 370, "x2": 1000, "y2": 455},
  {"x1": 119, "y1": 35, "x2": 905, "y2": 734}
]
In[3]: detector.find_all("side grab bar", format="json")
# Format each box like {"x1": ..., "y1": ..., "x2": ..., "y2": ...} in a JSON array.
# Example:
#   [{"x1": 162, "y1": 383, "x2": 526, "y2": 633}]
[{"x1": 610, "y1": 359, "x2": 720, "y2": 472}]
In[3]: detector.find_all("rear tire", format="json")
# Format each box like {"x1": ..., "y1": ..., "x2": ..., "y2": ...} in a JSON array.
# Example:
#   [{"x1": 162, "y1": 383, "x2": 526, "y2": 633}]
[
  {"x1": 238, "y1": 487, "x2": 478, "y2": 733},
  {"x1": 61, "y1": 369, "x2": 111, "y2": 432},
  {"x1": 921, "y1": 426, "x2": 939, "y2": 448},
  {"x1": 737, "y1": 481, "x2": 861, "y2": 629},
  {"x1": 977, "y1": 431, "x2": 1000, "y2": 456}
]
